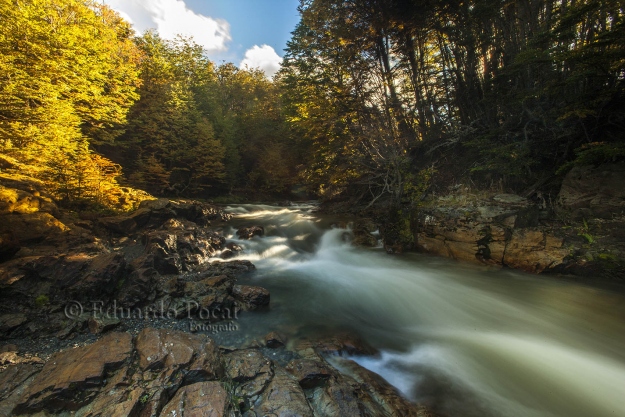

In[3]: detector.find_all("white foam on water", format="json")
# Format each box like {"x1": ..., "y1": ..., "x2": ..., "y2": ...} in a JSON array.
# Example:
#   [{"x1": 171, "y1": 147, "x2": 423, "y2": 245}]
[{"x1": 223, "y1": 204, "x2": 625, "y2": 417}]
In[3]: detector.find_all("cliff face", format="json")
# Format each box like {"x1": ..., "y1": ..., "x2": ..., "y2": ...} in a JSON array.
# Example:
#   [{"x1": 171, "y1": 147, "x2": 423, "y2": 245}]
[{"x1": 412, "y1": 163, "x2": 625, "y2": 279}]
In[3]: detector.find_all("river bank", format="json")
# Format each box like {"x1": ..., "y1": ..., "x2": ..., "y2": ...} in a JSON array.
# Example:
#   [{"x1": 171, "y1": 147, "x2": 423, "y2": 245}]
[
  {"x1": 0, "y1": 172, "x2": 436, "y2": 416},
  {"x1": 2, "y1": 171, "x2": 625, "y2": 416},
  {"x1": 320, "y1": 163, "x2": 625, "y2": 282}
]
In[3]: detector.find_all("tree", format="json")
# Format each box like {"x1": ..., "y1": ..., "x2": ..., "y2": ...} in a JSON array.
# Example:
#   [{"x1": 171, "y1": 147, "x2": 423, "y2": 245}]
[{"x1": 0, "y1": 0, "x2": 140, "y2": 159}]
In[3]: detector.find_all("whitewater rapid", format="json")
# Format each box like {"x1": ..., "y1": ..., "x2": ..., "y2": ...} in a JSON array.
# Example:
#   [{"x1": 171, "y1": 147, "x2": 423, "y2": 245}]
[{"x1": 220, "y1": 203, "x2": 625, "y2": 417}]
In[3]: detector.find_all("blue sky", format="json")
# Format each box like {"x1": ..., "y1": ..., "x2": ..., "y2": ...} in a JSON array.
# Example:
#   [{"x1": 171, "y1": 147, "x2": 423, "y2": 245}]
[{"x1": 104, "y1": 0, "x2": 301, "y2": 77}]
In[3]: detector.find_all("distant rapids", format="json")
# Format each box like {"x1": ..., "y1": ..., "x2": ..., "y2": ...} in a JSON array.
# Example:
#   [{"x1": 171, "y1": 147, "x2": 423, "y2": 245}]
[{"x1": 217, "y1": 203, "x2": 625, "y2": 417}]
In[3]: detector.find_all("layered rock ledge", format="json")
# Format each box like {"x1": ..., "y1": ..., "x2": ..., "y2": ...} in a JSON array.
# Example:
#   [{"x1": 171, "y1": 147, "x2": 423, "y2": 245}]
[{"x1": 1, "y1": 328, "x2": 435, "y2": 417}]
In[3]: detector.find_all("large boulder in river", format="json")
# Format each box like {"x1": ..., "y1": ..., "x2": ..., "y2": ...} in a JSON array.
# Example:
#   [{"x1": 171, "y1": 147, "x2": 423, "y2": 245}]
[
  {"x1": 232, "y1": 284, "x2": 270, "y2": 310},
  {"x1": 140, "y1": 219, "x2": 226, "y2": 275},
  {"x1": 236, "y1": 226, "x2": 264, "y2": 239}
]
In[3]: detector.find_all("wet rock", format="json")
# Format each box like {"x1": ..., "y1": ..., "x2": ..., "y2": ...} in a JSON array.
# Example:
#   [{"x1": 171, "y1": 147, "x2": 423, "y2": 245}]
[
  {"x1": 265, "y1": 331, "x2": 286, "y2": 348},
  {"x1": 224, "y1": 349, "x2": 273, "y2": 383},
  {"x1": 210, "y1": 260, "x2": 256, "y2": 276},
  {"x1": 14, "y1": 332, "x2": 132, "y2": 413},
  {"x1": 117, "y1": 267, "x2": 159, "y2": 307},
  {"x1": 294, "y1": 333, "x2": 378, "y2": 358},
  {"x1": 143, "y1": 225, "x2": 226, "y2": 275},
  {"x1": 256, "y1": 368, "x2": 314, "y2": 417},
  {"x1": 285, "y1": 359, "x2": 332, "y2": 389},
  {"x1": 161, "y1": 381, "x2": 228, "y2": 417},
  {"x1": 0, "y1": 363, "x2": 41, "y2": 400},
  {"x1": 87, "y1": 316, "x2": 121, "y2": 334},
  {"x1": 220, "y1": 249, "x2": 234, "y2": 259},
  {"x1": 232, "y1": 285, "x2": 270, "y2": 310},
  {"x1": 135, "y1": 328, "x2": 223, "y2": 382},
  {"x1": 307, "y1": 376, "x2": 370, "y2": 417},
  {"x1": 334, "y1": 357, "x2": 430, "y2": 417},
  {"x1": 0, "y1": 313, "x2": 27, "y2": 334},
  {"x1": 236, "y1": 226, "x2": 264, "y2": 240},
  {"x1": 76, "y1": 386, "x2": 144, "y2": 417},
  {"x1": 225, "y1": 242, "x2": 243, "y2": 252}
]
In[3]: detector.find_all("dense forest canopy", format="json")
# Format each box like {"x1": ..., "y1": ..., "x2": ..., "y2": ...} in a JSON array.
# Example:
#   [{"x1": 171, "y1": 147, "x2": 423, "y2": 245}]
[
  {"x1": 1, "y1": 0, "x2": 623, "y2": 210},
  {"x1": 279, "y1": 0, "x2": 625, "y2": 205}
]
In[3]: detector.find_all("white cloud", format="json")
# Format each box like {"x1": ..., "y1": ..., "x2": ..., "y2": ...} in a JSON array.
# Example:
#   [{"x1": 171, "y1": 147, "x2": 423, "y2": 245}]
[
  {"x1": 105, "y1": 0, "x2": 230, "y2": 51},
  {"x1": 239, "y1": 45, "x2": 283, "y2": 78}
]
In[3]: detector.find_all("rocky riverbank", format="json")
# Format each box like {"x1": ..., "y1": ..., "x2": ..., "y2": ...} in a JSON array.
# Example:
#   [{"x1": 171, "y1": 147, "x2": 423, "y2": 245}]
[
  {"x1": 1, "y1": 175, "x2": 436, "y2": 416},
  {"x1": 412, "y1": 164, "x2": 624, "y2": 279},
  {"x1": 1, "y1": 327, "x2": 434, "y2": 417},
  {"x1": 325, "y1": 163, "x2": 625, "y2": 281}
]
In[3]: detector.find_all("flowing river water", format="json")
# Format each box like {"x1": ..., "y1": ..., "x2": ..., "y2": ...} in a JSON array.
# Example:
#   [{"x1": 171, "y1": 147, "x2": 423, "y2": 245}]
[{"x1": 218, "y1": 203, "x2": 625, "y2": 417}]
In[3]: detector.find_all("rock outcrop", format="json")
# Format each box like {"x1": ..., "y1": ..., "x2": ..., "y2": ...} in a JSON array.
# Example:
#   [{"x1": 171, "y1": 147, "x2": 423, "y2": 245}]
[
  {"x1": 414, "y1": 194, "x2": 570, "y2": 273},
  {"x1": 557, "y1": 163, "x2": 625, "y2": 220},
  {"x1": 236, "y1": 226, "x2": 264, "y2": 240},
  {"x1": 413, "y1": 186, "x2": 625, "y2": 277},
  {"x1": 0, "y1": 329, "x2": 437, "y2": 417},
  {"x1": 0, "y1": 182, "x2": 263, "y2": 340}
]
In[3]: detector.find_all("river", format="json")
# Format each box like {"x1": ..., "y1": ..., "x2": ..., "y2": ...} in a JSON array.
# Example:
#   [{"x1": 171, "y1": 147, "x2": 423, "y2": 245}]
[{"x1": 219, "y1": 203, "x2": 625, "y2": 417}]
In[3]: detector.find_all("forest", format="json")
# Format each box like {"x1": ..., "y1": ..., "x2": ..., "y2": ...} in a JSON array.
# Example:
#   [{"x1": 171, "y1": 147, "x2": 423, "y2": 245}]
[{"x1": 1, "y1": 0, "x2": 624, "y2": 211}]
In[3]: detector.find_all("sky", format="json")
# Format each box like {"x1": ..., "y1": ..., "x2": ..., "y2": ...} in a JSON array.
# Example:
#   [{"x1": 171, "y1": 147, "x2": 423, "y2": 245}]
[{"x1": 103, "y1": 0, "x2": 301, "y2": 77}]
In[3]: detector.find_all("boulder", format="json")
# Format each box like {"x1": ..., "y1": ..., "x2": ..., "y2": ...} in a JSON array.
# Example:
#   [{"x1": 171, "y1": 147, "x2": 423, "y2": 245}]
[
  {"x1": 334, "y1": 357, "x2": 431, "y2": 417},
  {"x1": 160, "y1": 381, "x2": 228, "y2": 417},
  {"x1": 135, "y1": 328, "x2": 223, "y2": 382},
  {"x1": 256, "y1": 368, "x2": 314, "y2": 417},
  {"x1": 14, "y1": 332, "x2": 132, "y2": 413},
  {"x1": 265, "y1": 331, "x2": 286, "y2": 348},
  {"x1": 225, "y1": 242, "x2": 243, "y2": 252},
  {"x1": 236, "y1": 226, "x2": 264, "y2": 240},
  {"x1": 232, "y1": 285, "x2": 270, "y2": 310},
  {"x1": 87, "y1": 316, "x2": 120, "y2": 334},
  {"x1": 0, "y1": 313, "x2": 27, "y2": 335},
  {"x1": 294, "y1": 332, "x2": 378, "y2": 358},
  {"x1": 224, "y1": 349, "x2": 274, "y2": 402},
  {"x1": 285, "y1": 359, "x2": 332, "y2": 389},
  {"x1": 224, "y1": 349, "x2": 273, "y2": 383},
  {"x1": 0, "y1": 212, "x2": 68, "y2": 244},
  {"x1": 26, "y1": 252, "x2": 127, "y2": 302}
]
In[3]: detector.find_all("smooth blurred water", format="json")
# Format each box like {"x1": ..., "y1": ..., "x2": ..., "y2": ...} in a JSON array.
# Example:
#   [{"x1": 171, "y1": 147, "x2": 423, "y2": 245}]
[{"x1": 219, "y1": 203, "x2": 625, "y2": 417}]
